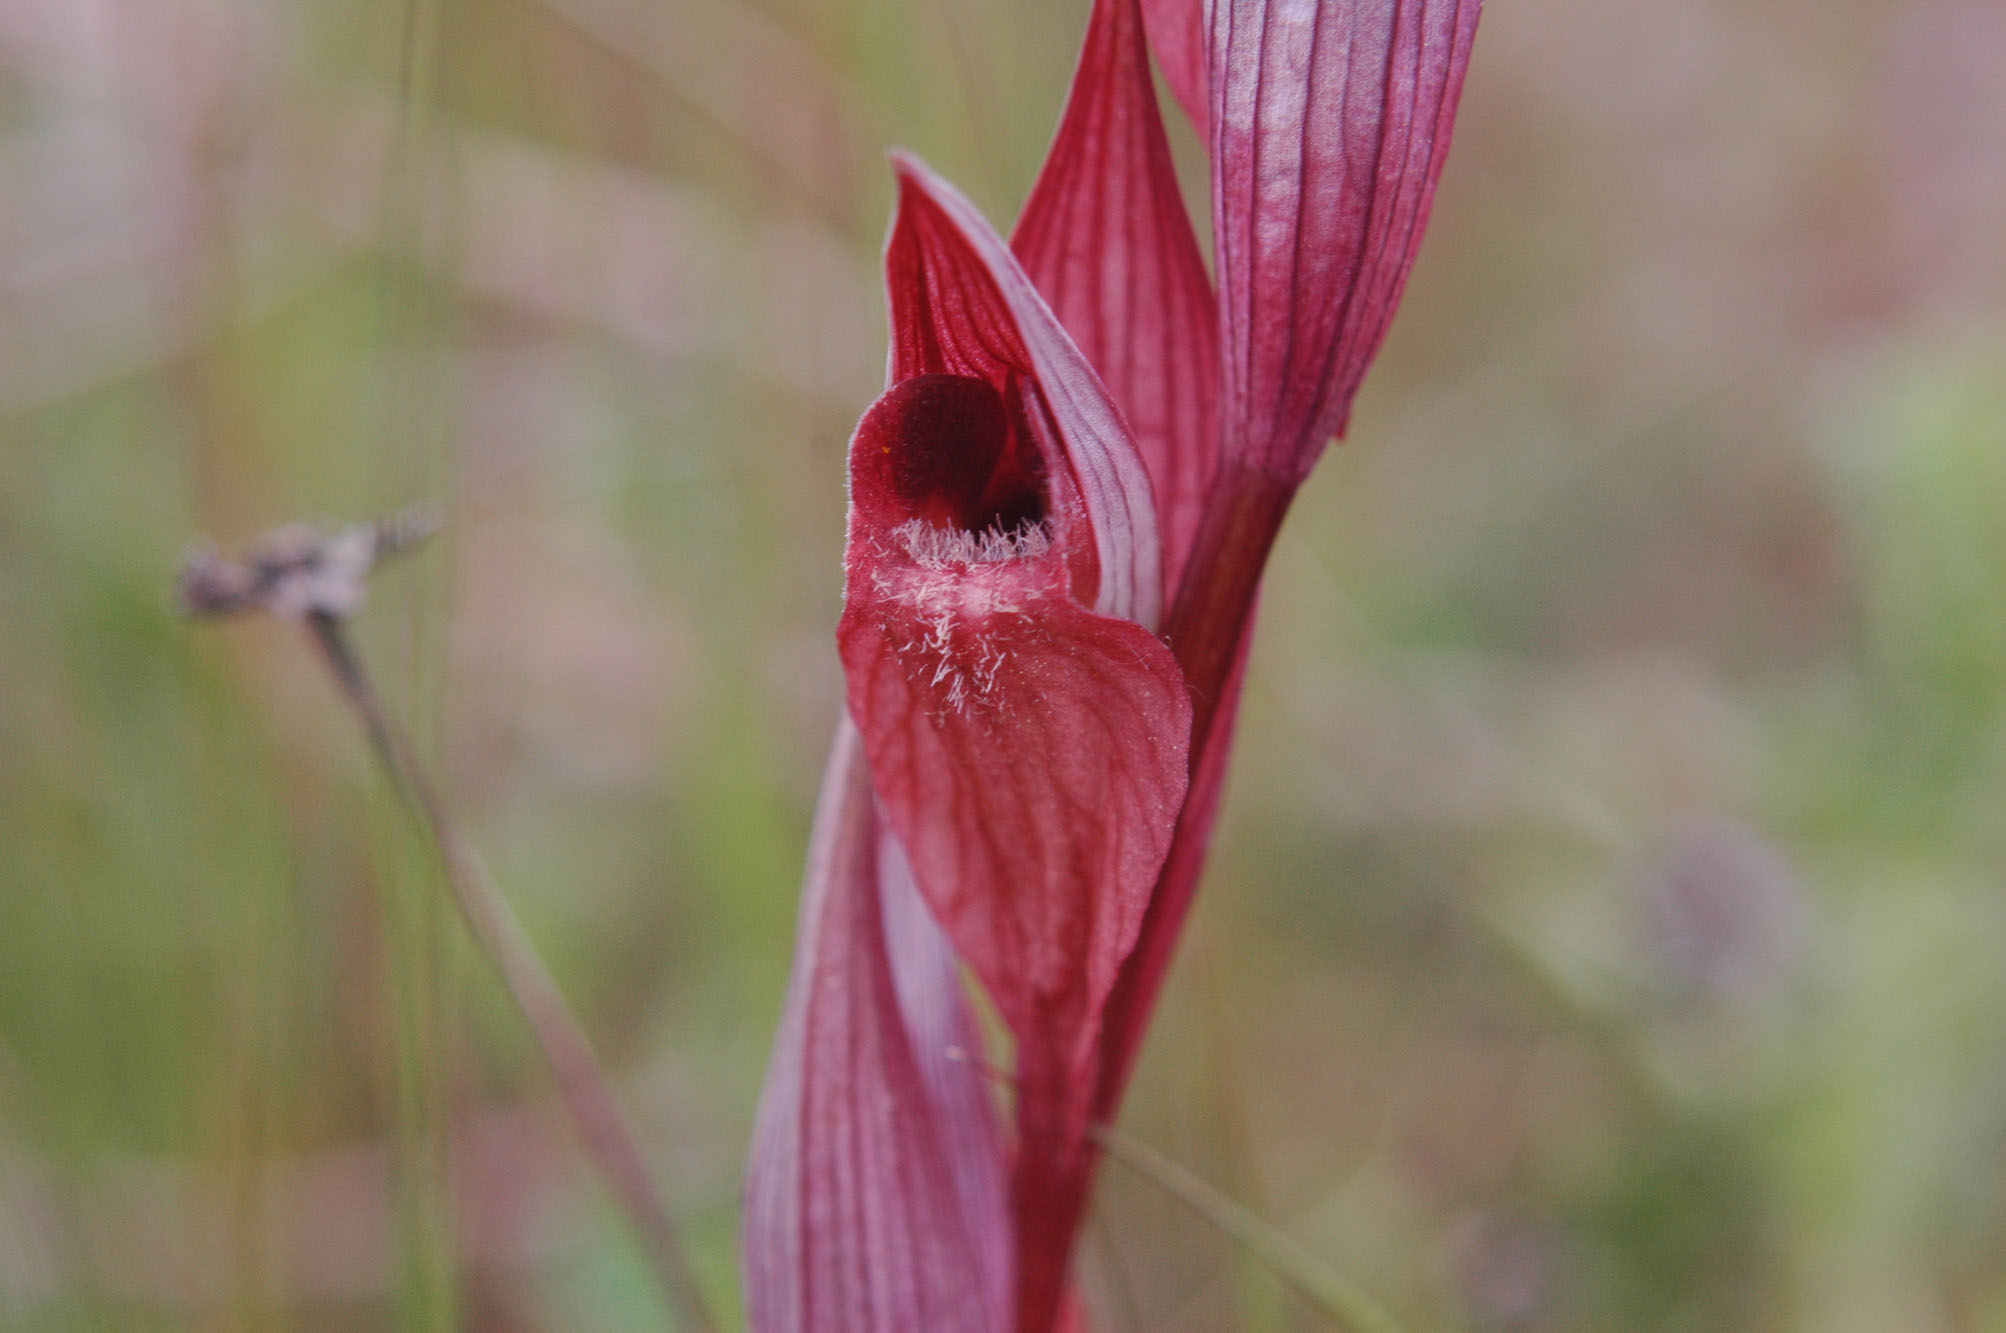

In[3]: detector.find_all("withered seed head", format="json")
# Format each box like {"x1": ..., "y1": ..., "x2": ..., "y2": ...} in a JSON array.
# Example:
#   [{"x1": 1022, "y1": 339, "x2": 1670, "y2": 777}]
[{"x1": 177, "y1": 504, "x2": 441, "y2": 620}]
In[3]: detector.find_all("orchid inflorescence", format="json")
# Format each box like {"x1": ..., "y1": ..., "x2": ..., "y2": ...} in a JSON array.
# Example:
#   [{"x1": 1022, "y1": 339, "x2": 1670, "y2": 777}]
[{"x1": 744, "y1": 1, "x2": 1481, "y2": 1328}]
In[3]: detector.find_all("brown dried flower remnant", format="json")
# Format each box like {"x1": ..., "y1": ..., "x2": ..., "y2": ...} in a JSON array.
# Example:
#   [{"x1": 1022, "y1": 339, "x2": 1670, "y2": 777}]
[{"x1": 177, "y1": 506, "x2": 441, "y2": 620}]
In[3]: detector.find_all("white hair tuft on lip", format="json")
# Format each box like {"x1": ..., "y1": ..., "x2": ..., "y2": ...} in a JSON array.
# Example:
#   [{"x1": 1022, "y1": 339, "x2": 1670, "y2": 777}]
[{"x1": 892, "y1": 516, "x2": 1053, "y2": 569}]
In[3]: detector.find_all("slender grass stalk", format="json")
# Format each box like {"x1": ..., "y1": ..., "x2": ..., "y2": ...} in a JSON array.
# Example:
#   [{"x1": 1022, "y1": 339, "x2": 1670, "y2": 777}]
[
  {"x1": 179, "y1": 521, "x2": 715, "y2": 1331},
  {"x1": 1093, "y1": 1123, "x2": 1407, "y2": 1333},
  {"x1": 303, "y1": 611, "x2": 717, "y2": 1333},
  {"x1": 376, "y1": 0, "x2": 457, "y2": 1317},
  {"x1": 381, "y1": 802, "x2": 456, "y2": 1332}
]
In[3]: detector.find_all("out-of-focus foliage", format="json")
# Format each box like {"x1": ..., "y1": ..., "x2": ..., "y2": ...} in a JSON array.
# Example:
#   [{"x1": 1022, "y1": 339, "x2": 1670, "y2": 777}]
[{"x1": 1, "y1": 0, "x2": 2002, "y2": 1328}]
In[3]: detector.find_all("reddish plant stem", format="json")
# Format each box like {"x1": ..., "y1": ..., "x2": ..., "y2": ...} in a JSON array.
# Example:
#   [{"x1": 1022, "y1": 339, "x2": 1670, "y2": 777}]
[
  {"x1": 1012, "y1": 1043, "x2": 1094, "y2": 1333},
  {"x1": 304, "y1": 612, "x2": 716, "y2": 1333},
  {"x1": 1014, "y1": 464, "x2": 1293, "y2": 1329},
  {"x1": 1096, "y1": 464, "x2": 1292, "y2": 1115},
  {"x1": 1164, "y1": 465, "x2": 1295, "y2": 739}
]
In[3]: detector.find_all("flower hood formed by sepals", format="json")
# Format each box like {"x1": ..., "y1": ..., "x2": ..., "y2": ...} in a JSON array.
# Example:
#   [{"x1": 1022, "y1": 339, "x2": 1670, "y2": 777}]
[
  {"x1": 842, "y1": 158, "x2": 1199, "y2": 1333},
  {"x1": 842, "y1": 157, "x2": 1191, "y2": 1062},
  {"x1": 1012, "y1": 0, "x2": 1220, "y2": 589},
  {"x1": 744, "y1": 0, "x2": 1480, "y2": 1327},
  {"x1": 744, "y1": 149, "x2": 1194, "y2": 1333}
]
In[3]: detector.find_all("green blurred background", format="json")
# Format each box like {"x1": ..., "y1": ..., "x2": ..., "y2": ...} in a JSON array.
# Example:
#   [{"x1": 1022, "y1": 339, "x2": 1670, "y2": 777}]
[{"x1": 3, "y1": 0, "x2": 2004, "y2": 1327}]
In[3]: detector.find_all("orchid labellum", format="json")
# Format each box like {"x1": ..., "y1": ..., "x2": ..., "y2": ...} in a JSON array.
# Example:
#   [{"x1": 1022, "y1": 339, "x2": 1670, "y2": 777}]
[{"x1": 744, "y1": 0, "x2": 1480, "y2": 1328}]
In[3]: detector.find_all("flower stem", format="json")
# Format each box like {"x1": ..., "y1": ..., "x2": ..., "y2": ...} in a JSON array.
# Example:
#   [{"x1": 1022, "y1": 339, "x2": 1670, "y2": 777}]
[
  {"x1": 1096, "y1": 464, "x2": 1293, "y2": 1117},
  {"x1": 1007, "y1": 465, "x2": 1293, "y2": 1327},
  {"x1": 303, "y1": 611, "x2": 716, "y2": 1333},
  {"x1": 1164, "y1": 463, "x2": 1294, "y2": 737}
]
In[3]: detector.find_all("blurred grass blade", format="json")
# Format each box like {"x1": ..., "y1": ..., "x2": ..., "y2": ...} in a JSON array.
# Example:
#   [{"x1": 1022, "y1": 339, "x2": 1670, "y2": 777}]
[
  {"x1": 179, "y1": 520, "x2": 716, "y2": 1331},
  {"x1": 302, "y1": 611, "x2": 717, "y2": 1332},
  {"x1": 1094, "y1": 1123, "x2": 1407, "y2": 1333}
]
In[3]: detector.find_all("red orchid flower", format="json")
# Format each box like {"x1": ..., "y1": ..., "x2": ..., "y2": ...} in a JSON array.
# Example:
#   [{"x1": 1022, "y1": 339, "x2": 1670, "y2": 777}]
[{"x1": 744, "y1": 1, "x2": 1479, "y2": 1329}]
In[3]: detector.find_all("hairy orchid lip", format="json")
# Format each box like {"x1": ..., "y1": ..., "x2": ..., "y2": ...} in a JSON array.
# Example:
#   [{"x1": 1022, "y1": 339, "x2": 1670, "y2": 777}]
[{"x1": 852, "y1": 373, "x2": 1049, "y2": 538}]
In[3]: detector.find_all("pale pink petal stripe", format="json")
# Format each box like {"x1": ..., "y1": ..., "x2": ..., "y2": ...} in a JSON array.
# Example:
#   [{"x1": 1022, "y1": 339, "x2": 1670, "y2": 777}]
[
  {"x1": 875, "y1": 831, "x2": 1012, "y2": 1320},
  {"x1": 1211, "y1": 0, "x2": 1481, "y2": 480},
  {"x1": 743, "y1": 723, "x2": 1011, "y2": 1333}
]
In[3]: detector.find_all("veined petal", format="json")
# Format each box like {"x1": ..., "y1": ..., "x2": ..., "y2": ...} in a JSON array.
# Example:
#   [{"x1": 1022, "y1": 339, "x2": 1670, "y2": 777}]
[
  {"x1": 839, "y1": 530, "x2": 1189, "y2": 1047},
  {"x1": 876, "y1": 828, "x2": 1013, "y2": 1318},
  {"x1": 843, "y1": 375, "x2": 1193, "y2": 1039},
  {"x1": 743, "y1": 725, "x2": 1012, "y2": 1333},
  {"x1": 887, "y1": 154, "x2": 1167, "y2": 630},
  {"x1": 1013, "y1": 0, "x2": 1220, "y2": 587},
  {"x1": 1141, "y1": 0, "x2": 1209, "y2": 138},
  {"x1": 1212, "y1": 0, "x2": 1481, "y2": 480},
  {"x1": 841, "y1": 165, "x2": 1193, "y2": 1048}
]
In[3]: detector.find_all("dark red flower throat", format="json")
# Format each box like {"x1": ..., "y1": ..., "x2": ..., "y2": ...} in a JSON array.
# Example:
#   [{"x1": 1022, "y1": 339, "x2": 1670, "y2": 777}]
[{"x1": 853, "y1": 373, "x2": 1050, "y2": 539}]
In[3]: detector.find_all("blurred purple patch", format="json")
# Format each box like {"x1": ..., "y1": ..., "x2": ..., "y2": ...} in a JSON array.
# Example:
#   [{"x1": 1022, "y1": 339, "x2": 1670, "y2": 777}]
[{"x1": 1643, "y1": 817, "x2": 1806, "y2": 1010}]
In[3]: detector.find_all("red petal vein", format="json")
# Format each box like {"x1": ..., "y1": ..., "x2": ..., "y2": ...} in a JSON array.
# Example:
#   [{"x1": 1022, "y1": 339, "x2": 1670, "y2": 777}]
[
  {"x1": 1014, "y1": 0, "x2": 1220, "y2": 590},
  {"x1": 840, "y1": 587, "x2": 1189, "y2": 1048}
]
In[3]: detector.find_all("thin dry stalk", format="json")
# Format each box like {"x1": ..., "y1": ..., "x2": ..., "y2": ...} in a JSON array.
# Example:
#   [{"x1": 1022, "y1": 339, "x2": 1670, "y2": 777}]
[
  {"x1": 181, "y1": 514, "x2": 716, "y2": 1332},
  {"x1": 1093, "y1": 1123, "x2": 1406, "y2": 1333}
]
